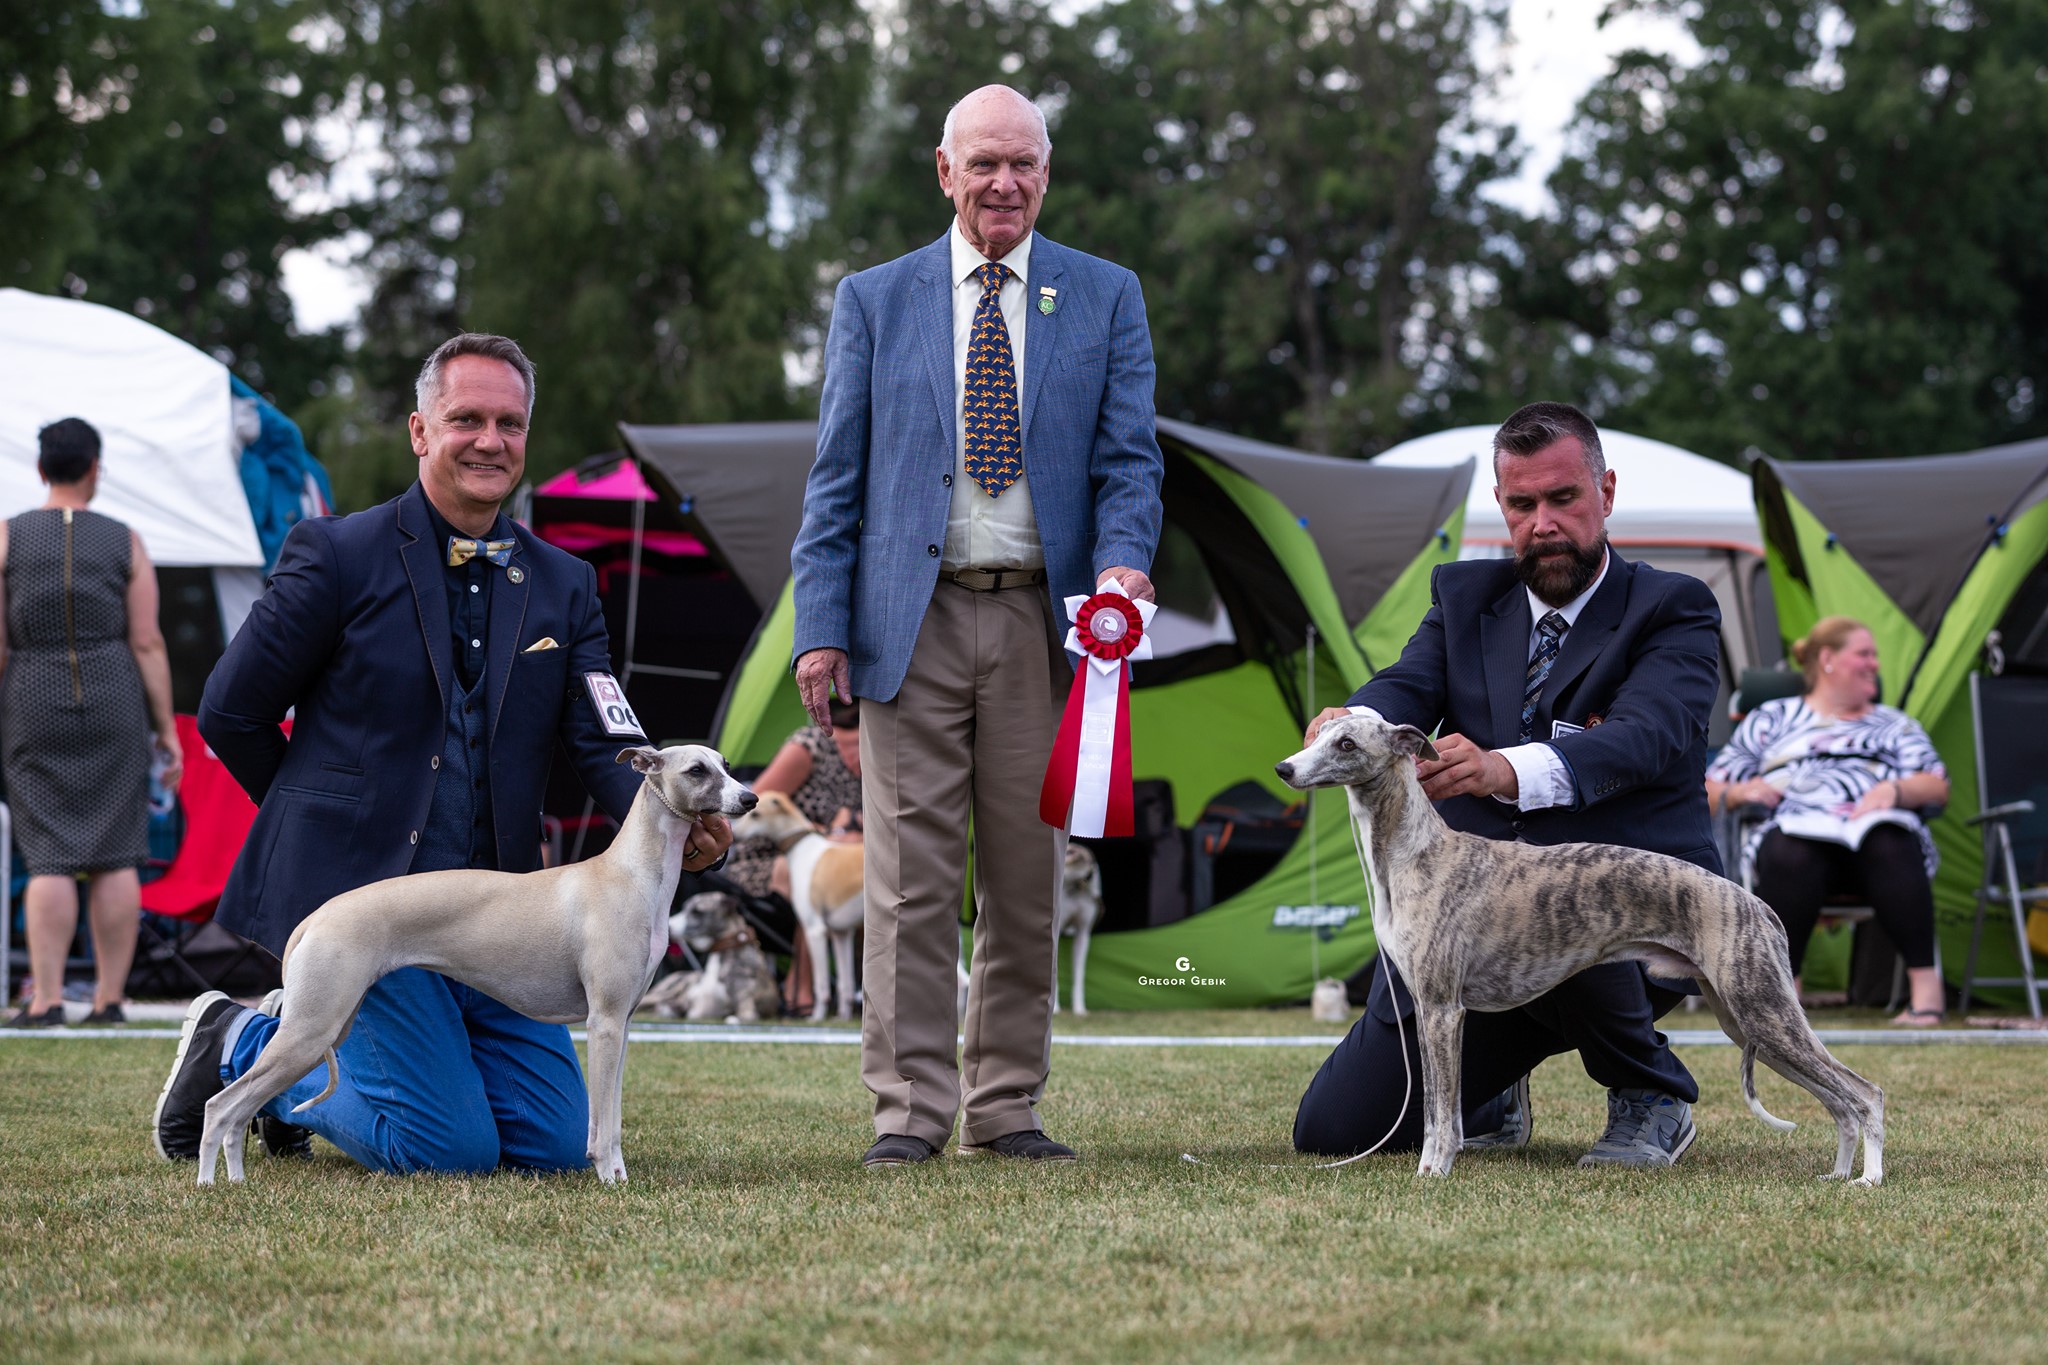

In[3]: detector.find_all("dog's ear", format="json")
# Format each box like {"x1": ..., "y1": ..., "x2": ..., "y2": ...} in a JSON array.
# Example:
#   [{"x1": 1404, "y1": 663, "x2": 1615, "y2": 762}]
[
  {"x1": 1390, "y1": 725, "x2": 1441, "y2": 763},
  {"x1": 617, "y1": 745, "x2": 662, "y2": 773}
]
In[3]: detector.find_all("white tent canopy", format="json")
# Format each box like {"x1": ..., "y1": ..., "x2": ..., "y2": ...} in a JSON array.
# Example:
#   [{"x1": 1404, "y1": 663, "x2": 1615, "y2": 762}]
[
  {"x1": 1374, "y1": 425, "x2": 1761, "y2": 552},
  {"x1": 0, "y1": 288, "x2": 263, "y2": 568}
]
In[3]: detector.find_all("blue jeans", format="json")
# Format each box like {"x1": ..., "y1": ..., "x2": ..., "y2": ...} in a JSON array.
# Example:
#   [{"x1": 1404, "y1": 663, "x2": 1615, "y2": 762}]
[{"x1": 224, "y1": 966, "x2": 590, "y2": 1175}]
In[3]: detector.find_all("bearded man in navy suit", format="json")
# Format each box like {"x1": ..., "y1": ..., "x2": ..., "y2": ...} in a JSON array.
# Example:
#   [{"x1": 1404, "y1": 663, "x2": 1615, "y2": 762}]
[
  {"x1": 1294, "y1": 402, "x2": 1722, "y2": 1169},
  {"x1": 152, "y1": 333, "x2": 733, "y2": 1175},
  {"x1": 791, "y1": 85, "x2": 1164, "y2": 1168}
]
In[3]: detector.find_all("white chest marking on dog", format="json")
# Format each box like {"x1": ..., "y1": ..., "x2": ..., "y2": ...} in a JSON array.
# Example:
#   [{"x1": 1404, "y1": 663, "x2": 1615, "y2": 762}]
[{"x1": 1348, "y1": 791, "x2": 1400, "y2": 970}]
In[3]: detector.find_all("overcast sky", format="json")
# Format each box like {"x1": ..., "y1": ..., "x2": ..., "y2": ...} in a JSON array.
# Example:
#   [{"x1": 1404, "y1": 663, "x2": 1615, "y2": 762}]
[{"x1": 279, "y1": 0, "x2": 1696, "y2": 333}]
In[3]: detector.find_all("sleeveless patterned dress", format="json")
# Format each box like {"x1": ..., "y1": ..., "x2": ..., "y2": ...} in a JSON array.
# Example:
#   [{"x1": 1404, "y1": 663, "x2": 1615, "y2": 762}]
[{"x1": 2, "y1": 507, "x2": 152, "y2": 875}]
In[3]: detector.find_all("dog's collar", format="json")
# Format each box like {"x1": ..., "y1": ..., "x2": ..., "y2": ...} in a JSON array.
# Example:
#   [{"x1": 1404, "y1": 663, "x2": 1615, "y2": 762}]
[
  {"x1": 643, "y1": 776, "x2": 692, "y2": 824},
  {"x1": 706, "y1": 926, "x2": 755, "y2": 954},
  {"x1": 768, "y1": 825, "x2": 814, "y2": 854}
]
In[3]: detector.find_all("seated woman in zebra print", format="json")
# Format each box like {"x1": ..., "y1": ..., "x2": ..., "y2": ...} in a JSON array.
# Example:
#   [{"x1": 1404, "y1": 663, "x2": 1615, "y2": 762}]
[{"x1": 1706, "y1": 616, "x2": 1952, "y2": 1027}]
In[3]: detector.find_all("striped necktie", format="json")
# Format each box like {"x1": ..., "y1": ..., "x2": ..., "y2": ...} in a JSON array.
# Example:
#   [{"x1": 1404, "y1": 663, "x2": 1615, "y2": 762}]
[
  {"x1": 962, "y1": 261, "x2": 1023, "y2": 497},
  {"x1": 1519, "y1": 611, "x2": 1568, "y2": 744}
]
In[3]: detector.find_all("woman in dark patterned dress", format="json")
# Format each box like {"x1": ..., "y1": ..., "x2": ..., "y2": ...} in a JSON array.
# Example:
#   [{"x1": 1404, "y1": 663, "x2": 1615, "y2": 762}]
[
  {"x1": 1706, "y1": 616, "x2": 1951, "y2": 1026},
  {"x1": 1, "y1": 419, "x2": 182, "y2": 1026}
]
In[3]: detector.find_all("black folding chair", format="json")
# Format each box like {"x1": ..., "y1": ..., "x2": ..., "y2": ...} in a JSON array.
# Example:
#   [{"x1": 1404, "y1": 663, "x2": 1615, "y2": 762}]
[{"x1": 1960, "y1": 671, "x2": 2048, "y2": 1018}]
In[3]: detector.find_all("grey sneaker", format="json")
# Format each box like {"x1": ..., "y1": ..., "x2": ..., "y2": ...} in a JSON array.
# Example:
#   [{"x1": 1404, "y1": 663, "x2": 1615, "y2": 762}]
[
  {"x1": 1577, "y1": 1088, "x2": 1696, "y2": 1168},
  {"x1": 1461, "y1": 1073, "x2": 1532, "y2": 1152}
]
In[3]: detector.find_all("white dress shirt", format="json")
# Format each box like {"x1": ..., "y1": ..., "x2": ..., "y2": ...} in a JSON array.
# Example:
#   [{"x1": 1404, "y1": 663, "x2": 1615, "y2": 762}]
[
  {"x1": 941, "y1": 220, "x2": 1042, "y2": 572},
  {"x1": 1353, "y1": 551, "x2": 1610, "y2": 811}
]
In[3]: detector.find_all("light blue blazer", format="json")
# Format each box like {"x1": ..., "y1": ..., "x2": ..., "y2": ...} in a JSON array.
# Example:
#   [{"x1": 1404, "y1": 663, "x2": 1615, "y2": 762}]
[{"x1": 790, "y1": 231, "x2": 1164, "y2": 702}]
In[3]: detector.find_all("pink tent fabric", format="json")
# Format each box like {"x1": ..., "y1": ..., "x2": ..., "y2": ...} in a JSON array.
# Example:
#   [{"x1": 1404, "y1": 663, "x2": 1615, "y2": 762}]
[
  {"x1": 533, "y1": 458, "x2": 705, "y2": 557},
  {"x1": 535, "y1": 460, "x2": 657, "y2": 502}
]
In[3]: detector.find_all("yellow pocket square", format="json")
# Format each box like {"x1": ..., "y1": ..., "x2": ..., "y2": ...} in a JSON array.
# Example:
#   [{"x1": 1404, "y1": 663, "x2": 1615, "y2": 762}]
[{"x1": 523, "y1": 637, "x2": 560, "y2": 653}]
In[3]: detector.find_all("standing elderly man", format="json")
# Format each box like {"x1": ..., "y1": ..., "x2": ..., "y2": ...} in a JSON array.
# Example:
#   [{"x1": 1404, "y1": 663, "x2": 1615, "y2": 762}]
[
  {"x1": 1294, "y1": 402, "x2": 1722, "y2": 1168},
  {"x1": 791, "y1": 85, "x2": 1163, "y2": 1167},
  {"x1": 151, "y1": 332, "x2": 732, "y2": 1175}
]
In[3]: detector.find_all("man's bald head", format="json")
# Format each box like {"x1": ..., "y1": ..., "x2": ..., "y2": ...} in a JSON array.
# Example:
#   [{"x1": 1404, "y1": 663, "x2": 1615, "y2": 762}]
[{"x1": 940, "y1": 85, "x2": 1051, "y2": 162}]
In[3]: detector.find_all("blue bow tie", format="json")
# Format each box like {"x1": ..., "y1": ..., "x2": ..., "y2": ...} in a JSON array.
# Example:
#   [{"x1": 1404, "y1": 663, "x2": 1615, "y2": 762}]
[{"x1": 447, "y1": 536, "x2": 516, "y2": 568}]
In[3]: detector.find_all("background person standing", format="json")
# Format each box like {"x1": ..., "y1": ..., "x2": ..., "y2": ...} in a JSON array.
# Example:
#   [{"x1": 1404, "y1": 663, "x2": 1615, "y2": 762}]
[{"x1": 2, "y1": 418, "x2": 181, "y2": 1028}]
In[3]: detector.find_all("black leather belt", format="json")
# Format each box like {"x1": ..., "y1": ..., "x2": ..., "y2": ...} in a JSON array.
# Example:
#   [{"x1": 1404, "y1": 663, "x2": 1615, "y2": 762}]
[{"x1": 949, "y1": 566, "x2": 1047, "y2": 592}]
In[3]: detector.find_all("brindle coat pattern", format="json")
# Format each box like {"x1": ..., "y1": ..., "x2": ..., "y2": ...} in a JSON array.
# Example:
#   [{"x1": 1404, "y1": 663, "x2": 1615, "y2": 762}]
[{"x1": 1277, "y1": 713, "x2": 1884, "y2": 1184}]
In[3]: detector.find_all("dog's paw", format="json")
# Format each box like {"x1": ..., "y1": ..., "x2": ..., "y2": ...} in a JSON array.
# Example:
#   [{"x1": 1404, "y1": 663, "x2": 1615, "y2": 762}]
[{"x1": 1849, "y1": 1174, "x2": 1881, "y2": 1188}]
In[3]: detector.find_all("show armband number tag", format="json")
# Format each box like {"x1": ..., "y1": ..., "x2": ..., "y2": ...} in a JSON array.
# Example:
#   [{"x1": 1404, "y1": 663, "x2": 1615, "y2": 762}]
[
  {"x1": 1551, "y1": 720, "x2": 1586, "y2": 739},
  {"x1": 584, "y1": 672, "x2": 647, "y2": 739}
]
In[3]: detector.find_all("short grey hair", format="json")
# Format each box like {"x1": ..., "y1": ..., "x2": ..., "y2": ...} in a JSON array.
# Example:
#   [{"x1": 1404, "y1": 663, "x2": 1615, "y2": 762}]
[
  {"x1": 415, "y1": 333, "x2": 537, "y2": 419},
  {"x1": 939, "y1": 86, "x2": 1051, "y2": 162},
  {"x1": 1492, "y1": 401, "x2": 1605, "y2": 480}
]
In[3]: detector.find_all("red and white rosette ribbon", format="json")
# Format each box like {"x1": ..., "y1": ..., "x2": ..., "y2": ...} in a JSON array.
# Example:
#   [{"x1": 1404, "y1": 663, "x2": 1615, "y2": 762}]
[{"x1": 1039, "y1": 584, "x2": 1156, "y2": 836}]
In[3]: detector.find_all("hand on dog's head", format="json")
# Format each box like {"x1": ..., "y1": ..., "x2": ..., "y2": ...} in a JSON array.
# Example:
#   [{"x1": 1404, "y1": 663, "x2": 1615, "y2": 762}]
[{"x1": 1275, "y1": 714, "x2": 1439, "y2": 790}]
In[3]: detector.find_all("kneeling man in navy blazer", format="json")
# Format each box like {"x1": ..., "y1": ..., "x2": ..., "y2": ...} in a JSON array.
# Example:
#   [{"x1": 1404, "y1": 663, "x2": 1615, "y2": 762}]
[
  {"x1": 152, "y1": 333, "x2": 733, "y2": 1174},
  {"x1": 1295, "y1": 402, "x2": 1722, "y2": 1169}
]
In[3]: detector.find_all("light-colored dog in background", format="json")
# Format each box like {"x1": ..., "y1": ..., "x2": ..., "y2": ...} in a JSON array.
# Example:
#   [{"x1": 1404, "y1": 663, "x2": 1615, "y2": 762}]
[
  {"x1": 1310, "y1": 978, "x2": 1351, "y2": 1023},
  {"x1": 1054, "y1": 841, "x2": 1103, "y2": 1015},
  {"x1": 1276, "y1": 712, "x2": 1884, "y2": 1184},
  {"x1": 190, "y1": 744, "x2": 756, "y2": 1186},
  {"x1": 668, "y1": 890, "x2": 780, "y2": 1023},
  {"x1": 731, "y1": 790, "x2": 863, "y2": 1020}
]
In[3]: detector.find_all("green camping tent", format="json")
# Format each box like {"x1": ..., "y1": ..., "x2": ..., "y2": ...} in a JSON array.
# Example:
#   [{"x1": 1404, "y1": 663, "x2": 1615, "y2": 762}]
[
  {"x1": 1754, "y1": 438, "x2": 2048, "y2": 993},
  {"x1": 619, "y1": 420, "x2": 1472, "y2": 1008}
]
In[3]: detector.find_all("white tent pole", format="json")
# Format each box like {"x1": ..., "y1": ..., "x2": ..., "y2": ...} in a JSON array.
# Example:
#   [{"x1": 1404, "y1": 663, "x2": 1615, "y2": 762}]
[
  {"x1": 1306, "y1": 622, "x2": 1319, "y2": 984},
  {"x1": 622, "y1": 472, "x2": 646, "y2": 688}
]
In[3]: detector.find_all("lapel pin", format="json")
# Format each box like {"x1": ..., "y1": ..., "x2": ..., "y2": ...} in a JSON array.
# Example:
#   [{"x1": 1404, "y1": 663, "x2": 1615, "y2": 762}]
[
  {"x1": 1038, "y1": 290, "x2": 1057, "y2": 315},
  {"x1": 507, "y1": 566, "x2": 526, "y2": 584}
]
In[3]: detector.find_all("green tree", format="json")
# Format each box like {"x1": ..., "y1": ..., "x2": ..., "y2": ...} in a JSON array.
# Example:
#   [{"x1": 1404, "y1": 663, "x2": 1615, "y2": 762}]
[
  {"x1": 1549, "y1": 0, "x2": 2048, "y2": 462},
  {"x1": 1, "y1": 1, "x2": 119, "y2": 293},
  {"x1": 3, "y1": 1, "x2": 348, "y2": 412},
  {"x1": 323, "y1": 0, "x2": 873, "y2": 496}
]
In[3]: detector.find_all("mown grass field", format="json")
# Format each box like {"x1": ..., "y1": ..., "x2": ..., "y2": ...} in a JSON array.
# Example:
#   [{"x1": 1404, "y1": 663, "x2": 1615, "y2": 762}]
[{"x1": 3, "y1": 1009, "x2": 2044, "y2": 1363}]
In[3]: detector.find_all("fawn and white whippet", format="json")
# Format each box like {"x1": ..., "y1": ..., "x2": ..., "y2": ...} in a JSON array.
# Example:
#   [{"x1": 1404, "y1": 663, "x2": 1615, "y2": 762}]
[{"x1": 192, "y1": 744, "x2": 755, "y2": 1186}]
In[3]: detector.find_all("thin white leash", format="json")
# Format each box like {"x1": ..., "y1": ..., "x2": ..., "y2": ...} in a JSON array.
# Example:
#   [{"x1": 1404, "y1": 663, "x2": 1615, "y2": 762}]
[{"x1": 1181, "y1": 796, "x2": 1415, "y2": 1170}]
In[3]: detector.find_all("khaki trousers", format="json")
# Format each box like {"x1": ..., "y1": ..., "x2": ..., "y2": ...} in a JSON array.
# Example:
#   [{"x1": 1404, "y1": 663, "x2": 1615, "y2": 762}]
[{"x1": 859, "y1": 580, "x2": 1065, "y2": 1147}]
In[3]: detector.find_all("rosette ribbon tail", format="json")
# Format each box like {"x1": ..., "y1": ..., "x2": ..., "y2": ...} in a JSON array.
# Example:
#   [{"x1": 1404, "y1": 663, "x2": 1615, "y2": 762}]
[{"x1": 1039, "y1": 586, "x2": 1154, "y2": 837}]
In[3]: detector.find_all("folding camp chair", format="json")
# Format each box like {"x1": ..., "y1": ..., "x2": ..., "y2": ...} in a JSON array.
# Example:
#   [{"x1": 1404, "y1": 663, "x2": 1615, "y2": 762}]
[
  {"x1": 1959, "y1": 671, "x2": 2048, "y2": 1018},
  {"x1": 131, "y1": 714, "x2": 274, "y2": 997}
]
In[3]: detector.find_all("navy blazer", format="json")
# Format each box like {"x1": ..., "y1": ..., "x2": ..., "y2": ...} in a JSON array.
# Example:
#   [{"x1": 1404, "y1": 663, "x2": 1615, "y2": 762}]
[
  {"x1": 791, "y1": 231, "x2": 1164, "y2": 702},
  {"x1": 1351, "y1": 556, "x2": 1723, "y2": 868},
  {"x1": 199, "y1": 483, "x2": 642, "y2": 958}
]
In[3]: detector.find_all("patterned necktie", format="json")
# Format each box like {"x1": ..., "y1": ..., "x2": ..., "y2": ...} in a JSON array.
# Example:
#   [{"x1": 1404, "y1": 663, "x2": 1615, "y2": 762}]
[
  {"x1": 1519, "y1": 611, "x2": 1568, "y2": 744},
  {"x1": 962, "y1": 261, "x2": 1023, "y2": 498},
  {"x1": 447, "y1": 536, "x2": 516, "y2": 568}
]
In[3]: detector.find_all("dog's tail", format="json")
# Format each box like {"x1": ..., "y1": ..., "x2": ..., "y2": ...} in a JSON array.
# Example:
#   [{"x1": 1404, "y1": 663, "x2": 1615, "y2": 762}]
[
  {"x1": 290, "y1": 1046, "x2": 341, "y2": 1113},
  {"x1": 1741, "y1": 1044, "x2": 1798, "y2": 1133}
]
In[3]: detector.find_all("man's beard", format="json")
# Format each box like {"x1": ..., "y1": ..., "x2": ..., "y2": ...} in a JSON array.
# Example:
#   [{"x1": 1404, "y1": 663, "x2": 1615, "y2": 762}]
[{"x1": 1515, "y1": 534, "x2": 1607, "y2": 608}]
